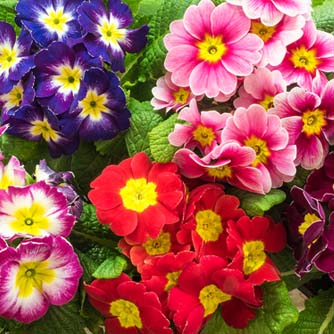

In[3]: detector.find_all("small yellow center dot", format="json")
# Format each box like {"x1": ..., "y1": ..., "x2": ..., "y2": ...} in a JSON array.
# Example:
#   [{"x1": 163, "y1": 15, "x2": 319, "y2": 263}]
[
  {"x1": 25, "y1": 268, "x2": 35, "y2": 277},
  {"x1": 302, "y1": 109, "x2": 326, "y2": 137},
  {"x1": 197, "y1": 34, "x2": 227, "y2": 63},
  {"x1": 192, "y1": 124, "x2": 216, "y2": 148},
  {"x1": 195, "y1": 209, "x2": 223, "y2": 242},
  {"x1": 244, "y1": 135, "x2": 271, "y2": 166},
  {"x1": 173, "y1": 87, "x2": 190, "y2": 104},
  {"x1": 290, "y1": 45, "x2": 320, "y2": 73},
  {"x1": 24, "y1": 218, "x2": 34, "y2": 226},
  {"x1": 242, "y1": 240, "x2": 266, "y2": 275}
]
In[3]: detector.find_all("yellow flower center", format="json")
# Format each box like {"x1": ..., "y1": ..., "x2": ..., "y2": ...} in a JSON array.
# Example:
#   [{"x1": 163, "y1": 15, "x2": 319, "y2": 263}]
[
  {"x1": 290, "y1": 45, "x2": 320, "y2": 73},
  {"x1": 119, "y1": 178, "x2": 158, "y2": 213},
  {"x1": 259, "y1": 94, "x2": 275, "y2": 111},
  {"x1": 192, "y1": 124, "x2": 216, "y2": 148},
  {"x1": 79, "y1": 89, "x2": 109, "y2": 121},
  {"x1": 206, "y1": 165, "x2": 233, "y2": 180},
  {"x1": 173, "y1": 87, "x2": 190, "y2": 104},
  {"x1": 0, "y1": 45, "x2": 18, "y2": 73},
  {"x1": 298, "y1": 213, "x2": 321, "y2": 235},
  {"x1": 110, "y1": 299, "x2": 143, "y2": 329},
  {"x1": 302, "y1": 109, "x2": 327, "y2": 137},
  {"x1": 199, "y1": 284, "x2": 231, "y2": 317},
  {"x1": 30, "y1": 119, "x2": 59, "y2": 142},
  {"x1": 195, "y1": 209, "x2": 223, "y2": 242},
  {"x1": 244, "y1": 135, "x2": 271, "y2": 166},
  {"x1": 15, "y1": 260, "x2": 55, "y2": 298},
  {"x1": 1, "y1": 84, "x2": 23, "y2": 110},
  {"x1": 197, "y1": 34, "x2": 227, "y2": 63},
  {"x1": 53, "y1": 64, "x2": 82, "y2": 94},
  {"x1": 165, "y1": 271, "x2": 181, "y2": 291},
  {"x1": 143, "y1": 232, "x2": 171, "y2": 255},
  {"x1": 98, "y1": 20, "x2": 126, "y2": 47},
  {"x1": 251, "y1": 21, "x2": 276, "y2": 42},
  {"x1": 41, "y1": 7, "x2": 71, "y2": 34},
  {"x1": 242, "y1": 240, "x2": 266, "y2": 275}
]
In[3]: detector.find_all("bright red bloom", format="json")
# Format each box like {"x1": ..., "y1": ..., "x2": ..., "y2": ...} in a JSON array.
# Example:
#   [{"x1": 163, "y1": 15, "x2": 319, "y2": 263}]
[
  {"x1": 227, "y1": 215, "x2": 286, "y2": 285},
  {"x1": 89, "y1": 152, "x2": 186, "y2": 243},
  {"x1": 85, "y1": 273, "x2": 172, "y2": 334}
]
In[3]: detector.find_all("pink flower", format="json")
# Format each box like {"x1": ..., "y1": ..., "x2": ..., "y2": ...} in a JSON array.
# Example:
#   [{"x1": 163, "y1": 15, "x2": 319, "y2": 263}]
[
  {"x1": 168, "y1": 99, "x2": 229, "y2": 155},
  {"x1": 151, "y1": 72, "x2": 200, "y2": 112},
  {"x1": 221, "y1": 104, "x2": 297, "y2": 192},
  {"x1": 234, "y1": 67, "x2": 287, "y2": 111},
  {"x1": 0, "y1": 155, "x2": 26, "y2": 190},
  {"x1": 271, "y1": 20, "x2": 334, "y2": 90},
  {"x1": 164, "y1": 0, "x2": 263, "y2": 98},
  {"x1": 227, "y1": 0, "x2": 311, "y2": 26}
]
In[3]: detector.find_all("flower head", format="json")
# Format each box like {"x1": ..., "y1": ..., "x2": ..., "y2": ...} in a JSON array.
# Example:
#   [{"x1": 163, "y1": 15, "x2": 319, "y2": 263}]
[{"x1": 0, "y1": 155, "x2": 26, "y2": 190}]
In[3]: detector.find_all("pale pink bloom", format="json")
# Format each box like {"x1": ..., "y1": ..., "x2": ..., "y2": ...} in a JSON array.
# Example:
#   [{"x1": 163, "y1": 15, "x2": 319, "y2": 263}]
[
  {"x1": 250, "y1": 15, "x2": 305, "y2": 67},
  {"x1": 168, "y1": 99, "x2": 229, "y2": 155},
  {"x1": 227, "y1": 0, "x2": 311, "y2": 26},
  {"x1": 164, "y1": 0, "x2": 263, "y2": 98},
  {"x1": 0, "y1": 155, "x2": 26, "y2": 190},
  {"x1": 221, "y1": 104, "x2": 297, "y2": 192},
  {"x1": 271, "y1": 20, "x2": 334, "y2": 90},
  {"x1": 151, "y1": 72, "x2": 200, "y2": 112},
  {"x1": 173, "y1": 142, "x2": 265, "y2": 194},
  {"x1": 234, "y1": 67, "x2": 287, "y2": 111},
  {"x1": 272, "y1": 81, "x2": 334, "y2": 170}
]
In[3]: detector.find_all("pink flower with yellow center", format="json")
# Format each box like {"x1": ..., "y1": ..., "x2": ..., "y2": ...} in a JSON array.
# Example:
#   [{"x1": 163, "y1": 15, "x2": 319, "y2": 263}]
[
  {"x1": 164, "y1": 0, "x2": 263, "y2": 98},
  {"x1": 151, "y1": 72, "x2": 200, "y2": 112},
  {"x1": 234, "y1": 67, "x2": 287, "y2": 111},
  {"x1": 168, "y1": 99, "x2": 229, "y2": 155},
  {"x1": 0, "y1": 155, "x2": 26, "y2": 190},
  {"x1": 221, "y1": 104, "x2": 297, "y2": 193},
  {"x1": 271, "y1": 20, "x2": 334, "y2": 90}
]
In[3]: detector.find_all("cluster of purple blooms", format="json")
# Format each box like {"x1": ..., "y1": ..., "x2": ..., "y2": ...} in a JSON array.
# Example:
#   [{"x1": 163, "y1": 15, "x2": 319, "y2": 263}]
[{"x1": 0, "y1": 0, "x2": 149, "y2": 157}]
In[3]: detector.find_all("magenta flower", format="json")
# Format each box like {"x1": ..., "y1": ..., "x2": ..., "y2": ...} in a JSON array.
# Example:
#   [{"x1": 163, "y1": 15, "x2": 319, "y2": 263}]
[
  {"x1": 234, "y1": 67, "x2": 287, "y2": 111},
  {"x1": 164, "y1": 0, "x2": 263, "y2": 98},
  {"x1": 0, "y1": 235, "x2": 82, "y2": 323},
  {"x1": 221, "y1": 104, "x2": 297, "y2": 192},
  {"x1": 168, "y1": 99, "x2": 229, "y2": 155}
]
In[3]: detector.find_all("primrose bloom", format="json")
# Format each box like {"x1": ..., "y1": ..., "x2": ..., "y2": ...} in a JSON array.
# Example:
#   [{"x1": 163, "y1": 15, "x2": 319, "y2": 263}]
[
  {"x1": 0, "y1": 22, "x2": 34, "y2": 94},
  {"x1": 85, "y1": 274, "x2": 172, "y2": 334},
  {"x1": 221, "y1": 104, "x2": 297, "y2": 192},
  {"x1": 0, "y1": 155, "x2": 26, "y2": 190},
  {"x1": 78, "y1": 0, "x2": 149, "y2": 72},
  {"x1": 89, "y1": 152, "x2": 186, "y2": 244},
  {"x1": 0, "y1": 235, "x2": 82, "y2": 323},
  {"x1": 164, "y1": 0, "x2": 263, "y2": 98},
  {"x1": 0, "y1": 181, "x2": 75, "y2": 240},
  {"x1": 16, "y1": 0, "x2": 82, "y2": 47}
]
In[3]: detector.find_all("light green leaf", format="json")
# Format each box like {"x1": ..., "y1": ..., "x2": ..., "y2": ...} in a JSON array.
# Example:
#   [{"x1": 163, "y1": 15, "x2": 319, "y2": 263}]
[
  {"x1": 312, "y1": 0, "x2": 326, "y2": 7},
  {"x1": 283, "y1": 288, "x2": 334, "y2": 334},
  {"x1": 312, "y1": 0, "x2": 334, "y2": 33},
  {"x1": 149, "y1": 113, "x2": 178, "y2": 162},
  {"x1": 93, "y1": 256, "x2": 128, "y2": 279},
  {"x1": 0, "y1": 1, "x2": 20, "y2": 34},
  {"x1": 203, "y1": 281, "x2": 299, "y2": 334}
]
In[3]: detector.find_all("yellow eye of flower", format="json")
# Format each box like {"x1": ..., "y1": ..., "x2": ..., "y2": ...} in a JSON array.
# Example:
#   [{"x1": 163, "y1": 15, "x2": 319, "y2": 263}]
[
  {"x1": 110, "y1": 299, "x2": 143, "y2": 328},
  {"x1": 197, "y1": 34, "x2": 227, "y2": 63}
]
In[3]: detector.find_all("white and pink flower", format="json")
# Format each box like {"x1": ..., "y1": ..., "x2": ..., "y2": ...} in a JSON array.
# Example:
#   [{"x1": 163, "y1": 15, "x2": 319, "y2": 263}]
[{"x1": 0, "y1": 155, "x2": 26, "y2": 190}]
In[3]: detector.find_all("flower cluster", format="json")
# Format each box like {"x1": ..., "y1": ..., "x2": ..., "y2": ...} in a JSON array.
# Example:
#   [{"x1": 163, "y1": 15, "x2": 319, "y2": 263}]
[{"x1": 0, "y1": 0, "x2": 149, "y2": 157}]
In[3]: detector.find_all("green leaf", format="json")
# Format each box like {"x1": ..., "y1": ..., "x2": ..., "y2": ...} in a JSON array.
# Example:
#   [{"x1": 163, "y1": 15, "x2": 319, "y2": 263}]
[
  {"x1": 149, "y1": 113, "x2": 179, "y2": 162},
  {"x1": 283, "y1": 288, "x2": 334, "y2": 334},
  {"x1": 312, "y1": 0, "x2": 334, "y2": 33},
  {"x1": 93, "y1": 256, "x2": 128, "y2": 279},
  {"x1": 125, "y1": 98, "x2": 163, "y2": 157},
  {"x1": 203, "y1": 281, "x2": 299, "y2": 334},
  {"x1": 0, "y1": 2, "x2": 19, "y2": 32},
  {"x1": 312, "y1": 0, "x2": 326, "y2": 6}
]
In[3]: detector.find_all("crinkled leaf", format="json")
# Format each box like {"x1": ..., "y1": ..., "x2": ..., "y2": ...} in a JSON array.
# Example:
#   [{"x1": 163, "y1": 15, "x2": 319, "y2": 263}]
[
  {"x1": 93, "y1": 256, "x2": 128, "y2": 279},
  {"x1": 125, "y1": 98, "x2": 163, "y2": 157},
  {"x1": 286, "y1": 166, "x2": 312, "y2": 189},
  {"x1": 312, "y1": 0, "x2": 334, "y2": 33},
  {"x1": 283, "y1": 288, "x2": 334, "y2": 334},
  {"x1": 203, "y1": 281, "x2": 299, "y2": 334},
  {"x1": 149, "y1": 113, "x2": 179, "y2": 162},
  {"x1": 0, "y1": 2, "x2": 19, "y2": 33}
]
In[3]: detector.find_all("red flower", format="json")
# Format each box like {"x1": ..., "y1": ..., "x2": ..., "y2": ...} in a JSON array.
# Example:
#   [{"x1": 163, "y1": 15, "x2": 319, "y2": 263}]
[
  {"x1": 227, "y1": 215, "x2": 286, "y2": 285},
  {"x1": 89, "y1": 152, "x2": 186, "y2": 243},
  {"x1": 85, "y1": 273, "x2": 172, "y2": 334}
]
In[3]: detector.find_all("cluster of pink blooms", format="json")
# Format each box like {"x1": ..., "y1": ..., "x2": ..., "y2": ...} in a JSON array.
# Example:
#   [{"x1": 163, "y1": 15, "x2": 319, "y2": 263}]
[{"x1": 151, "y1": 0, "x2": 333, "y2": 194}]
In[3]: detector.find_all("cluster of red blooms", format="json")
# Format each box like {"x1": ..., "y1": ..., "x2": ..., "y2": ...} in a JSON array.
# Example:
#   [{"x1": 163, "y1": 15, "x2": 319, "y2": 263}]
[{"x1": 86, "y1": 152, "x2": 286, "y2": 334}]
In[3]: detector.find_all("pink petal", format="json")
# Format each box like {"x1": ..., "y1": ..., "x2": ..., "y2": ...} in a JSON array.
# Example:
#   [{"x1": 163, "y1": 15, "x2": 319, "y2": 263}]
[{"x1": 164, "y1": 20, "x2": 194, "y2": 50}]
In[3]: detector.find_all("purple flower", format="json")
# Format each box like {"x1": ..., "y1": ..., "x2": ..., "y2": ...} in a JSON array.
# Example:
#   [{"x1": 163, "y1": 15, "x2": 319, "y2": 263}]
[
  {"x1": 78, "y1": 0, "x2": 149, "y2": 72},
  {"x1": 16, "y1": 0, "x2": 83, "y2": 47},
  {"x1": 0, "y1": 235, "x2": 82, "y2": 323}
]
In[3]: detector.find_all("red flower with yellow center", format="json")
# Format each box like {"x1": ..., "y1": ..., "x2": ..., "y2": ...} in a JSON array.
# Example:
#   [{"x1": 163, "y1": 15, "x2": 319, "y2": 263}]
[{"x1": 88, "y1": 152, "x2": 186, "y2": 243}]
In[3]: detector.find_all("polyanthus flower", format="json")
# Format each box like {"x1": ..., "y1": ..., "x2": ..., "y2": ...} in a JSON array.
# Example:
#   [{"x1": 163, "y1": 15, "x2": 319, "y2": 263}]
[
  {"x1": 226, "y1": 0, "x2": 311, "y2": 26},
  {"x1": 221, "y1": 104, "x2": 297, "y2": 192},
  {"x1": 227, "y1": 215, "x2": 286, "y2": 285},
  {"x1": 78, "y1": 0, "x2": 149, "y2": 72},
  {"x1": 234, "y1": 67, "x2": 287, "y2": 111},
  {"x1": 164, "y1": 0, "x2": 263, "y2": 97},
  {"x1": 0, "y1": 235, "x2": 82, "y2": 323},
  {"x1": 151, "y1": 72, "x2": 200, "y2": 112},
  {"x1": 89, "y1": 152, "x2": 186, "y2": 244},
  {"x1": 85, "y1": 273, "x2": 172, "y2": 334},
  {"x1": 168, "y1": 99, "x2": 229, "y2": 155},
  {"x1": 16, "y1": 0, "x2": 82, "y2": 47},
  {"x1": 0, "y1": 155, "x2": 26, "y2": 190},
  {"x1": 271, "y1": 20, "x2": 334, "y2": 90},
  {"x1": 60, "y1": 67, "x2": 130, "y2": 141},
  {"x1": 0, "y1": 22, "x2": 34, "y2": 94},
  {"x1": 0, "y1": 181, "x2": 75, "y2": 240}
]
